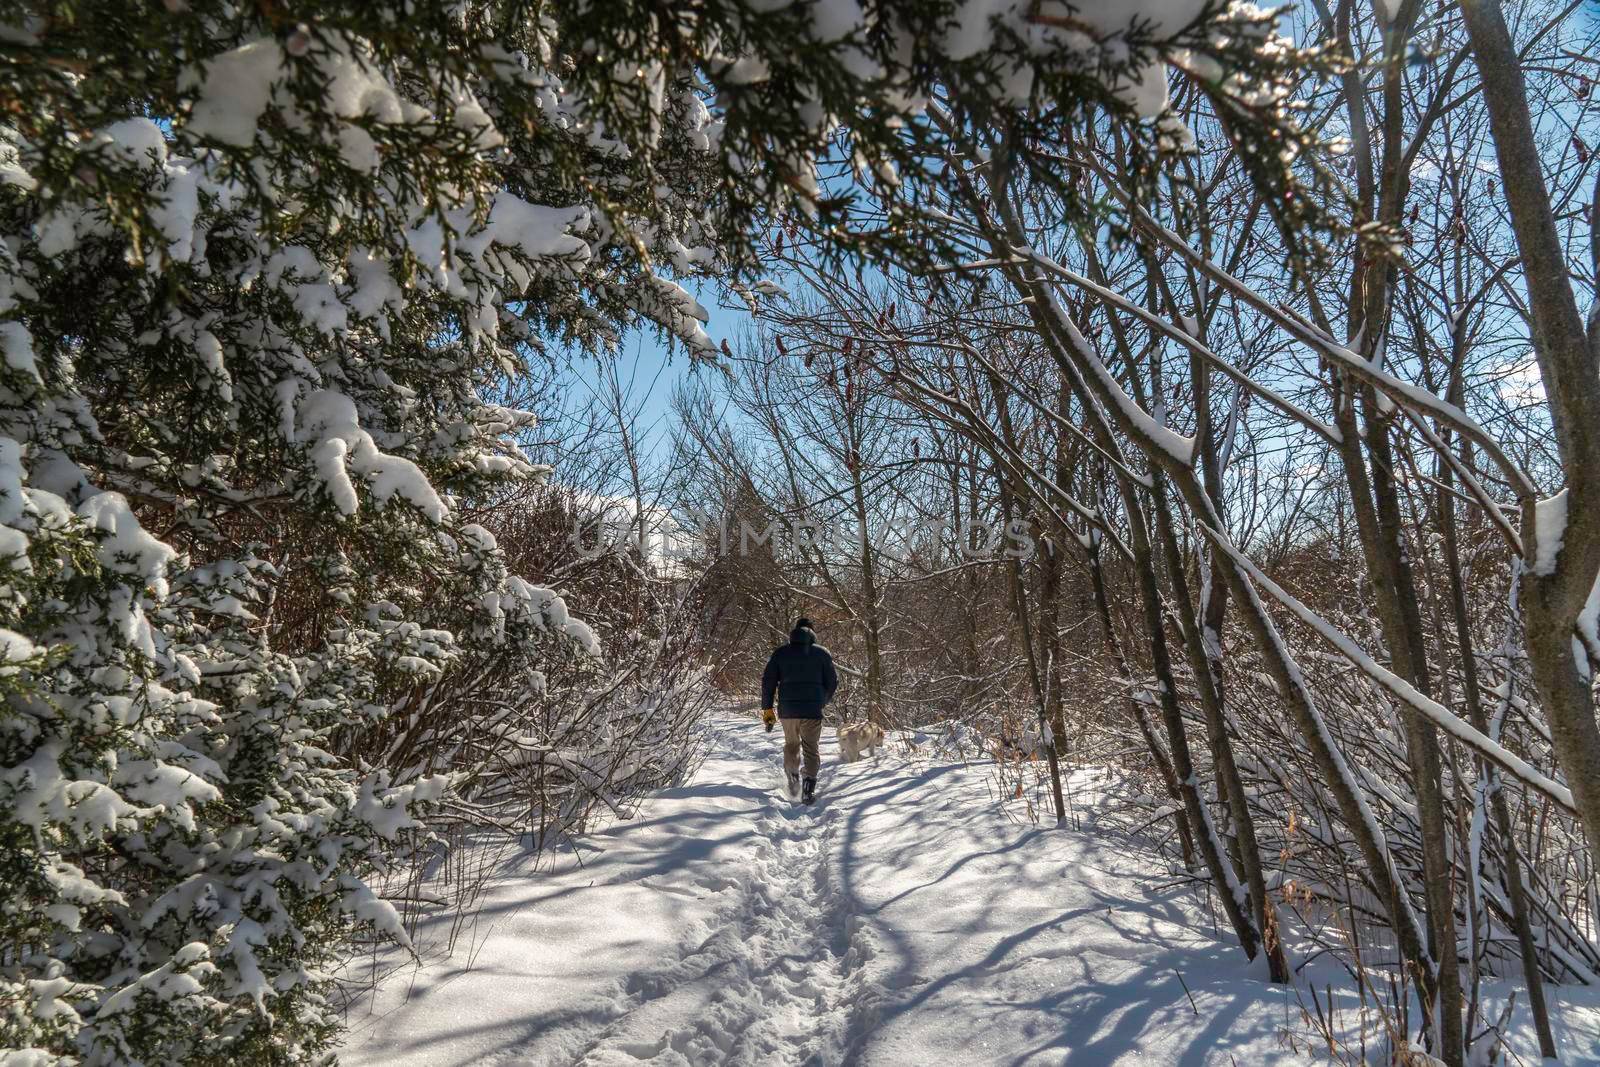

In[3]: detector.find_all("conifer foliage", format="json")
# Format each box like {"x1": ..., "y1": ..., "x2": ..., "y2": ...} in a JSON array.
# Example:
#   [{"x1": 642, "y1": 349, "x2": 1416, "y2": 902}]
[{"x1": 0, "y1": 4, "x2": 718, "y2": 1060}]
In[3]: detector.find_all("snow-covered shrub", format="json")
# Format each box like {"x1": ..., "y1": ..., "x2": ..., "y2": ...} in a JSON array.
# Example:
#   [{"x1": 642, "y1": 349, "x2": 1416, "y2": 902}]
[
  {"x1": 340, "y1": 484, "x2": 716, "y2": 848},
  {"x1": 476, "y1": 488, "x2": 717, "y2": 837}
]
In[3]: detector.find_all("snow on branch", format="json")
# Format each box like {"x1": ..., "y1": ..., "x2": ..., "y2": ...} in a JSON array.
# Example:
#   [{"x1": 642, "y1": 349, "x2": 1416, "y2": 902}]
[
  {"x1": 1039, "y1": 290, "x2": 1197, "y2": 468},
  {"x1": 1010, "y1": 243, "x2": 1342, "y2": 446},
  {"x1": 1398, "y1": 407, "x2": 1521, "y2": 554},
  {"x1": 1199, "y1": 524, "x2": 1577, "y2": 812},
  {"x1": 1122, "y1": 204, "x2": 1538, "y2": 502}
]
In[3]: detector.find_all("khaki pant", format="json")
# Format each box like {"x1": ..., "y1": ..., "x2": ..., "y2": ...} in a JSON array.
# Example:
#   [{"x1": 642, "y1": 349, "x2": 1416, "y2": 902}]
[{"x1": 782, "y1": 718, "x2": 822, "y2": 779}]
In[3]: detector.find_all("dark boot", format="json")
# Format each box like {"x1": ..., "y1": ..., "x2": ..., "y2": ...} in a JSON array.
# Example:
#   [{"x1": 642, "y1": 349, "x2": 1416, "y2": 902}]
[
  {"x1": 801, "y1": 777, "x2": 816, "y2": 804},
  {"x1": 786, "y1": 771, "x2": 801, "y2": 798}
]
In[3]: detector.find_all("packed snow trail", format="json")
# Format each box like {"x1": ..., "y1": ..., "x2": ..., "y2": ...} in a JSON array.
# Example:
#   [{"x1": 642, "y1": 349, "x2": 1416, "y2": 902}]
[
  {"x1": 340, "y1": 717, "x2": 1599, "y2": 1065},
  {"x1": 561, "y1": 779, "x2": 874, "y2": 1064}
]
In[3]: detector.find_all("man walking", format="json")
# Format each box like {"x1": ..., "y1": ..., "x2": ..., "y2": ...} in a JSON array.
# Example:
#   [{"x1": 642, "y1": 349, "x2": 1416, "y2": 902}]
[{"x1": 760, "y1": 617, "x2": 838, "y2": 804}]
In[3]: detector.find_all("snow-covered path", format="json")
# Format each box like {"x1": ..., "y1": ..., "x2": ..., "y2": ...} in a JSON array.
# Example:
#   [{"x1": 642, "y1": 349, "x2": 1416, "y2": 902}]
[
  {"x1": 560, "y1": 772, "x2": 876, "y2": 1064},
  {"x1": 339, "y1": 717, "x2": 1599, "y2": 1066}
]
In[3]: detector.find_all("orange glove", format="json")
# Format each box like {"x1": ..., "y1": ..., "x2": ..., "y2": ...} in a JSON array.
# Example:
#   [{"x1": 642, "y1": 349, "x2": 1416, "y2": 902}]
[{"x1": 762, "y1": 707, "x2": 777, "y2": 732}]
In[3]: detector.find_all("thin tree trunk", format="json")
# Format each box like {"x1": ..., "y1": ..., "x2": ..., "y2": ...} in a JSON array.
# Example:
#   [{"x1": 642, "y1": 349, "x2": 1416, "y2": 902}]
[
  {"x1": 1150, "y1": 470, "x2": 1290, "y2": 982},
  {"x1": 1038, "y1": 376, "x2": 1071, "y2": 753},
  {"x1": 1116, "y1": 458, "x2": 1263, "y2": 964},
  {"x1": 986, "y1": 369, "x2": 1066, "y2": 822},
  {"x1": 1332, "y1": 379, "x2": 1462, "y2": 1060},
  {"x1": 1438, "y1": 437, "x2": 1558, "y2": 1058},
  {"x1": 1323, "y1": 8, "x2": 1465, "y2": 1052},
  {"x1": 1459, "y1": 0, "x2": 1600, "y2": 873},
  {"x1": 1087, "y1": 526, "x2": 1198, "y2": 869},
  {"x1": 847, "y1": 454, "x2": 886, "y2": 725},
  {"x1": 1117, "y1": 250, "x2": 1289, "y2": 983}
]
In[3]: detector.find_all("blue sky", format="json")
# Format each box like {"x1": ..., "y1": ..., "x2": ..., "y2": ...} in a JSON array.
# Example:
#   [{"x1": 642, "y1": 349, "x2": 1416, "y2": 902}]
[{"x1": 558, "y1": 282, "x2": 756, "y2": 464}]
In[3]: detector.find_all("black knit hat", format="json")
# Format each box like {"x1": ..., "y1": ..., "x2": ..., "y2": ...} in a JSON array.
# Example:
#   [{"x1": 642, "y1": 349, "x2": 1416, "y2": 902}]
[{"x1": 794, "y1": 617, "x2": 814, "y2": 630}]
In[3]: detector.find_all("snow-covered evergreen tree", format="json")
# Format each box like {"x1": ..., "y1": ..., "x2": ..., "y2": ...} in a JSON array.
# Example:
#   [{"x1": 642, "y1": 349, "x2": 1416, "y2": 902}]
[
  {"x1": 0, "y1": 5, "x2": 727, "y2": 1060},
  {"x1": 0, "y1": 0, "x2": 1321, "y2": 1060}
]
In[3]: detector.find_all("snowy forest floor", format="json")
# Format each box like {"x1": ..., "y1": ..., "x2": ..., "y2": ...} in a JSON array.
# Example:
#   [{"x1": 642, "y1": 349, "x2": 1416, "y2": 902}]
[{"x1": 338, "y1": 716, "x2": 1600, "y2": 1065}]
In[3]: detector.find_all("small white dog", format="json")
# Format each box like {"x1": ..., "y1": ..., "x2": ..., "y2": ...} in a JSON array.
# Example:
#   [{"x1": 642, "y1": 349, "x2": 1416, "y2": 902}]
[{"x1": 837, "y1": 721, "x2": 886, "y2": 763}]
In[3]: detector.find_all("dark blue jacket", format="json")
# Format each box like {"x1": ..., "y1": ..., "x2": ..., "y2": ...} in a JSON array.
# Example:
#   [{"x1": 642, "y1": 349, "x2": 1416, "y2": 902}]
[{"x1": 761, "y1": 626, "x2": 838, "y2": 719}]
